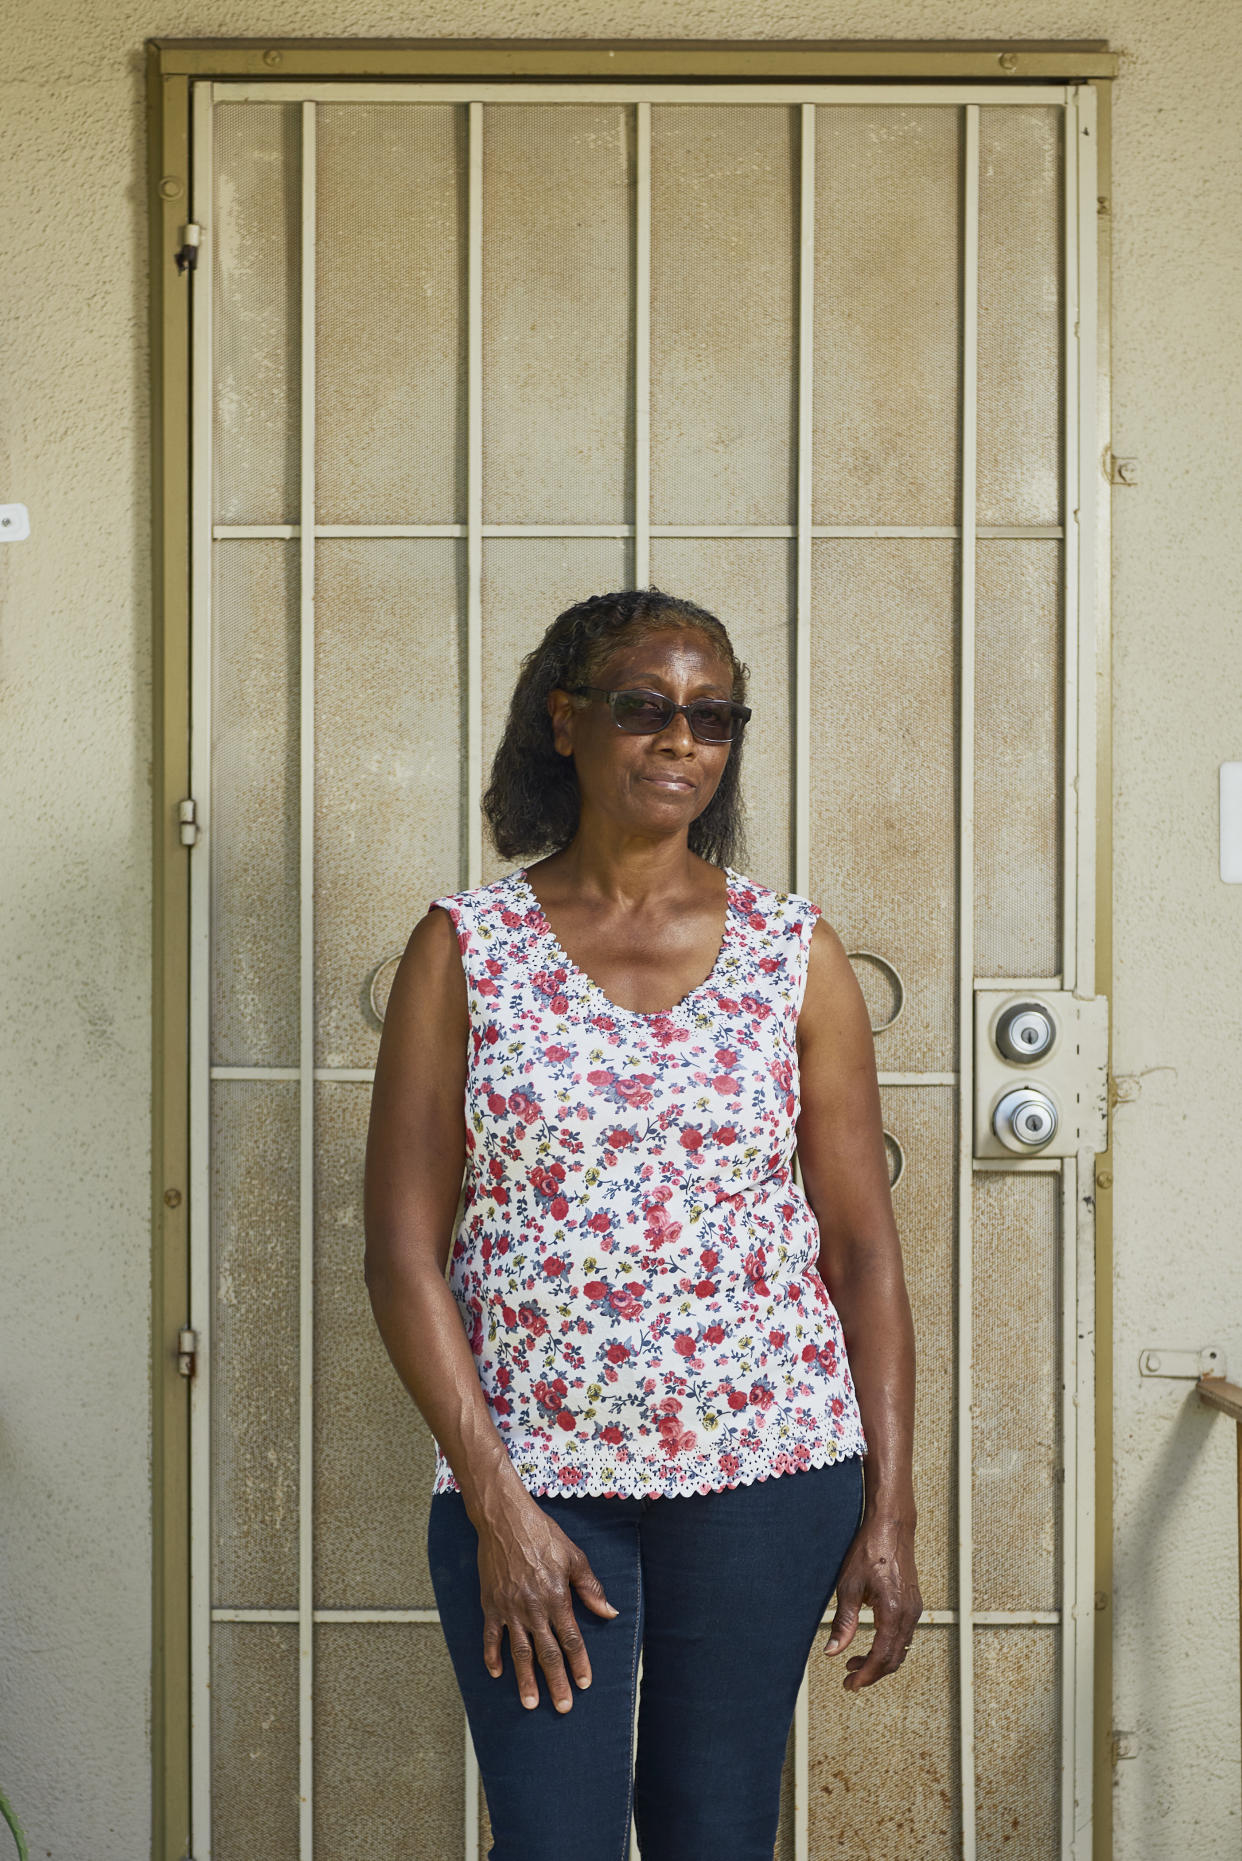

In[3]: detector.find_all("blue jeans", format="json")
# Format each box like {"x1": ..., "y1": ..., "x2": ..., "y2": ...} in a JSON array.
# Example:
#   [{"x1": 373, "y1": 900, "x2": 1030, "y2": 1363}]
[{"x1": 427, "y1": 1455, "x2": 864, "y2": 1861}]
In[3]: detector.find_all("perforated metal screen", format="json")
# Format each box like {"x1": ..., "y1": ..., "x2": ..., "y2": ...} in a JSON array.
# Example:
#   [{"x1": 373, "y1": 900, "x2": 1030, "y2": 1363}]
[{"x1": 189, "y1": 79, "x2": 1100, "y2": 1861}]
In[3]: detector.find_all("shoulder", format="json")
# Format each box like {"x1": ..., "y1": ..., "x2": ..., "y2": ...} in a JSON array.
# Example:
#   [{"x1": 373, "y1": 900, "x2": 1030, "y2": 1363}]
[
  {"x1": 425, "y1": 870, "x2": 523, "y2": 933},
  {"x1": 726, "y1": 868, "x2": 823, "y2": 942}
]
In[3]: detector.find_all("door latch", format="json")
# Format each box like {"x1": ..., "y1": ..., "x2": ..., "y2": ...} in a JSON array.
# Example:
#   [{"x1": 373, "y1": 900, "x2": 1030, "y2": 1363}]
[{"x1": 177, "y1": 1328, "x2": 198, "y2": 1378}]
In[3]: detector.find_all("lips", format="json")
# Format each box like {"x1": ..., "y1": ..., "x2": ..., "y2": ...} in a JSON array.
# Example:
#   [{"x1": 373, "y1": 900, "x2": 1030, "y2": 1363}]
[{"x1": 643, "y1": 775, "x2": 695, "y2": 792}]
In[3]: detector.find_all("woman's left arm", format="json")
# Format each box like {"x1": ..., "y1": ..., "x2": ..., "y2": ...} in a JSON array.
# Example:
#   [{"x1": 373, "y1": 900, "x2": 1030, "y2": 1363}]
[{"x1": 795, "y1": 914, "x2": 923, "y2": 1690}]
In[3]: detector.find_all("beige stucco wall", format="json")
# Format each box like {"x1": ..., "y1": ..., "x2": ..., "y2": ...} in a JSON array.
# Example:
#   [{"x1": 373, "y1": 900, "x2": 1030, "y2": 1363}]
[{"x1": 1, "y1": 3, "x2": 1239, "y2": 1856}]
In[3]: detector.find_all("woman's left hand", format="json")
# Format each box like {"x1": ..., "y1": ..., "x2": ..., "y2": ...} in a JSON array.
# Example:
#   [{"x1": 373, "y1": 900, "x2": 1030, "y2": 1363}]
[{"x1": 824, "y1": 1509, "x2": 923, "y2": 1690}]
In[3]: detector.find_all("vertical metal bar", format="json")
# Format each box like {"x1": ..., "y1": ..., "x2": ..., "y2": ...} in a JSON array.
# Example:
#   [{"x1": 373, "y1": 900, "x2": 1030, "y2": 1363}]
[
  {"x1": 464, "y1": 1719, "x2": 479, "y2": 1861},
  {"x1": 1072, "y1": 87, "x2": 1101, "y2": 1857},
  {"x1": 1059, "y1": 1156, "x2": 1079, "y2": 1853},
  {"x1": 1055, "y1": 85, "x2": 1103, "y2": 1855},
  {"x1": 188, "y1": 74, "x2": 215, "y2": 1861},
  {"x1": 794, "y1": 102, "x2": 815, "y2": 902},
  {"x1": 465, "y1": 101, "x2": 485, "y2": 1843},
  {"x1": 1061, "y1": 85, "x2": 1091, "y2": 1859},
  {"x1": 634, "y1": 101, "x2": 652, "y2": 589},
  {"x1": 1061, "y1": 89, "x2": 1081, "y2": 996},
  {"x1": 1073, "y1": 1144, "x2": 1098, "y2": 1857},
  {"x1": 792, "y1": 104, "x2": 817, "y2": 1861},
  {"x1": 298, "y1": 96, "x2": 317, "y2": 1861},
  {"x1": 1074, "y1": 87, "x2": 1100, "y2": 999},
  {"x1": 956, "y1": 100, "x2": 980, "y2": 1861},
  {"x1": 466, "y1": 100, "x2": 484, "y2": 892}
]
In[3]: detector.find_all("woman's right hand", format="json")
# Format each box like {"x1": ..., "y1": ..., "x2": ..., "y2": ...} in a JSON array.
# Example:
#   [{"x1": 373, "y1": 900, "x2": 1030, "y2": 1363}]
[{"x1": 476, "y1": 1497, "x2": 620, "y2": 1712}]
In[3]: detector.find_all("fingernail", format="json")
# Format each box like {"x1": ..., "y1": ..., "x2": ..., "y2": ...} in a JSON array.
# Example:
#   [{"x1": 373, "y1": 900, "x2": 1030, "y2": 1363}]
[
  {"x1": 826, "y1": 1639, "x2": 839, "y2": 1653},
  {"x1": 556, "y1": 1699, "x2": 572, "y2": 1714},
  {"x1": 605, "y1": 1604, "x2": 619, "y2": 1615},
  {"x1": 522, "y1": 1695, "x2": 537, "y2": 1709},
  {"x1": 578, "y1": 1675, "x2": 591, "y2": 1689}
]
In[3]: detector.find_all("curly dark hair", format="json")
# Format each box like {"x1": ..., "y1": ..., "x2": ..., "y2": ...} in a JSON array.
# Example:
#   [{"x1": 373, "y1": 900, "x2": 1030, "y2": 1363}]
[{"x1": 482, "y1": 587, "x2": 750, "y2": 867}]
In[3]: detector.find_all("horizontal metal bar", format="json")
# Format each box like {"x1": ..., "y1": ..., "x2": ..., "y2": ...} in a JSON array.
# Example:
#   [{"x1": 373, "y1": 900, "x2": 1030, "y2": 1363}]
[
  {"x1": 213, "y1": 1604, "x2": 1062, "y2": 1627},
  {"x1": 212, "y1": 521, "x2": 1065, "y2": 543},
  {"x1": 974, "y1": 975, "x2": 1064, "y2": 990},
  {"x1": 213, "y1": 1608, "x2": 442, "y2": 1624},
  {"x1": 878, "y1": 1072, "x2": 957, "y2": 1087},
  {"x1": 974, "y1": 1156, "x2": 1064, "y2": 1172},
  {"x1": 213, "y1": 81, "x2": 1076, "y2": 105},
  {"x1": 209, "y1": 1066, "x2": 376, "y2": 1082}
]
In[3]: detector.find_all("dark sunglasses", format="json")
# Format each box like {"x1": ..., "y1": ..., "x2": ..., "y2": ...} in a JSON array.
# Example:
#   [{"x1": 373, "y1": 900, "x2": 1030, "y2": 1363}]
[{"x1": 566, "y1": 685, "x2": 751, "y2": 744}]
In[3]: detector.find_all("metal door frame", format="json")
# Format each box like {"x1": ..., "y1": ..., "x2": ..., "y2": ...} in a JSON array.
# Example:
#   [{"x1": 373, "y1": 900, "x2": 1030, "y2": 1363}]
[{"x1": 148, "y1": 39, "x2": 1116, "y2": 1861}]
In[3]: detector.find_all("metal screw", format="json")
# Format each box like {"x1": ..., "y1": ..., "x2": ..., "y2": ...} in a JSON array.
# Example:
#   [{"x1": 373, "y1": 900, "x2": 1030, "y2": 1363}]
[
  {"x1": 998, "y1": 52, "x2": 1019, "y2": 71},
  {"x1": 159, "y1": 176, "x2": 183, "y2": 200},
  {"x1": 1097, "y1": 1170, "x2": 1113, "y2": 1189},
  {"x1": 164, "y1": 1187, "x2": 182, "y2": 1208},
  {"x1": 1147, "y1": 1353, "x2": 1162, "y2": 1373},
  {"x1": 263, "y1": 48, "x2": 283, "y2": 66}
]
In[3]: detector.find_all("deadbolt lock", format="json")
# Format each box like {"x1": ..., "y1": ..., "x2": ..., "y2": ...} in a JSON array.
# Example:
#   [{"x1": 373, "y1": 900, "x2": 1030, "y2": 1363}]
[
  {"x1": 995, "y1": 1000, "x2": 1056, "y2": 1063},
  {"x1": 974, "y1": 989, "x2": 1109, "y2": 1161}
]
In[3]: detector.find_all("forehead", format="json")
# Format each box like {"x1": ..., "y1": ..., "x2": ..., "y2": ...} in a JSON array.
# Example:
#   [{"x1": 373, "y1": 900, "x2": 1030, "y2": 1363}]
[{"x1": 599, "y1": 624, "x2": 731, "y2": 684}]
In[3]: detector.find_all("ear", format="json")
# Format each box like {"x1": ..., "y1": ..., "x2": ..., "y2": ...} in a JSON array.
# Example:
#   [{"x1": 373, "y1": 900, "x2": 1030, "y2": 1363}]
[{"x1": 546, "y1": 686, "x2": 577, "y2": 759}]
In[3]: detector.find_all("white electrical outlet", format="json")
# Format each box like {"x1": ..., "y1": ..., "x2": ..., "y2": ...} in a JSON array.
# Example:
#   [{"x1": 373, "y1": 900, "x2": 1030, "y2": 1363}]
[{"x1": 0, "y1": 503, "x2": 30, "y2": 541}]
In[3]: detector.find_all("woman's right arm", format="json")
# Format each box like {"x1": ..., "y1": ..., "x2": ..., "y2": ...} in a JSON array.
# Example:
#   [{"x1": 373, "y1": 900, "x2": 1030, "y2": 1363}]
[{"x1": 363, "y1": 904, "x2": 619, "y2": 1711}]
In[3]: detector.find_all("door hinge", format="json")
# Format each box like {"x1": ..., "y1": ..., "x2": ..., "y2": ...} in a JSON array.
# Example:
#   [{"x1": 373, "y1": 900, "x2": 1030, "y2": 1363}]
[
  {"x1": 174, "y1": 223, "x2": 202, "y2": 274},
  {"x1": 178, "y1": 797, "x2": 200, "y2": 846},
  {"x1": 1103, "y1": 447, "x2": 1139, "y2": 486},
  {"x1": 177, "y1": 1328, "x2": 198, "y2": 1378}
]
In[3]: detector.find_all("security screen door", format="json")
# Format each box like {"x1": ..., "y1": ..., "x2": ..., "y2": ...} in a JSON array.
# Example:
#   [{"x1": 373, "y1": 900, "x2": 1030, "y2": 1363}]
[{"x1": 187, "y1": 76, "x2": 1102, "y2": 1861}]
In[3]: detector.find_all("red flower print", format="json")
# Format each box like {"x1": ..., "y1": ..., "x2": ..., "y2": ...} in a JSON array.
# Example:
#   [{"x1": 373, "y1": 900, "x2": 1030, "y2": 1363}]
[
  {"x1": 608, "y1": 1284, "x2": 645, "y2": 1320},
  {"x1": 518, "y1": 1305, "x2": 547, "y2": 1337},
  {"x1": 743, "y1": 1250, "x2": 771, "y2": 1298},
  {"x1": 769, "y1": 1328, "x2": 787, "y2": 1348},
  {"x1": 601, "y1": 1424, "x2": 624, "y2": 1444},
  {"x1": 542, "y1": 1256, "x2": 566, "y2": 1277},
  {"x1": 716, "y1": 1048, "x2": 738, "y2": 1068},
  {"x1": 700, "y1": 1248, "x2": 719, "y2": 1269},
  {"x1": 587, "y1": 1211, "x2": 611, "y2": 1233},
  {"x1": 715, "y1": 1126, "x2": 738, "y2": 1145},
  {"x1": 705, "y1": 1324, "x2": 725, "y2": 1344},
  {"x1": 749, "y1": 1383, "x2": 774, "y2": 1409},
  {"x1": 695, "y1": 1280, "x2": 717, "y2": 1298},
  {"x1": 508, "y1": 1089, "x2": 539, "y2": 1121},
  {"x1": 583, "y1": 1280, "x2": 609, "y2": 1301},
  {"x1": 673, "y1": 1333, "x2": 696, "y2": 1357},
  {"x1": 605, "y1": 1342, "x2": 629, "y2": 1364},
  {"x1": 801, "y1": 1343, "x2": 818, "y2": 1362},
  {"x1": 550, "y1": 1196, "x2": 569, "y2": 1219},
  {"x1": 556, "y1": 1409, "x2": 576, "y2": 1431},
  {"x1": 727, "y1": 1391, "x2": 749, "y2": 1411},
  {"x1": 713, "y1": 1074, "x2": 740, "y2": 1096},
  {"x1": 720, "y1": 1453, "x2": 741, "y2": 1478},
  {"x1": 487, "y1": 1092, "x2": 507, "y2": 1115},
  {"x1": 545, "y1": 1044, "x2": 570, "y2": 1062},
  {"x1": 678, "y1": 1127, "x2": 704, "y2": 1152}
]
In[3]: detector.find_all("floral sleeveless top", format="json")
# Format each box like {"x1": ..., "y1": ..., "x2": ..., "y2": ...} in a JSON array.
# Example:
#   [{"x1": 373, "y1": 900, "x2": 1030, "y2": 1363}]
[{"x1": 427, "y1": 866, "x2": 866, "y2": 1500}]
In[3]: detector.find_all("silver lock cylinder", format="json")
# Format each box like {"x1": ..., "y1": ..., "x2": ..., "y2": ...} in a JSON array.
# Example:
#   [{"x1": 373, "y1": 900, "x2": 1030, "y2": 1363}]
[
  {"x1": 993, "y1": 1086, "x2": 1059, "y2": 1152},
  {"x1": 995, "y1": 1000, "x2": 1056, "y2": 1064}
]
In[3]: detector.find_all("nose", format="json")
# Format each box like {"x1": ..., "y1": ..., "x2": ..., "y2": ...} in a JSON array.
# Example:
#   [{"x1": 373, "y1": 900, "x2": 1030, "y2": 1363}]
[{"x1": 653, "y1": 708, "x2": 698, "y2": 754}]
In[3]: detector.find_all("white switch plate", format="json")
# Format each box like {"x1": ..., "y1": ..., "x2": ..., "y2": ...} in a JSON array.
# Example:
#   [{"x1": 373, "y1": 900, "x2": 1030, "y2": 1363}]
[
  {"x1": 1221, "y1": 762, "x2": 1242, "y2": 882},
  {"x1": 0, "y1": 503, "x2": 30, "y2": 541}
]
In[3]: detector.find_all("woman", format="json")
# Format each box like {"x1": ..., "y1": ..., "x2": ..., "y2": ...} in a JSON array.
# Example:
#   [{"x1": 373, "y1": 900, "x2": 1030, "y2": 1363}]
[{"x1": 364, "y1": 588, "x2": 921, "y2": 1861}]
